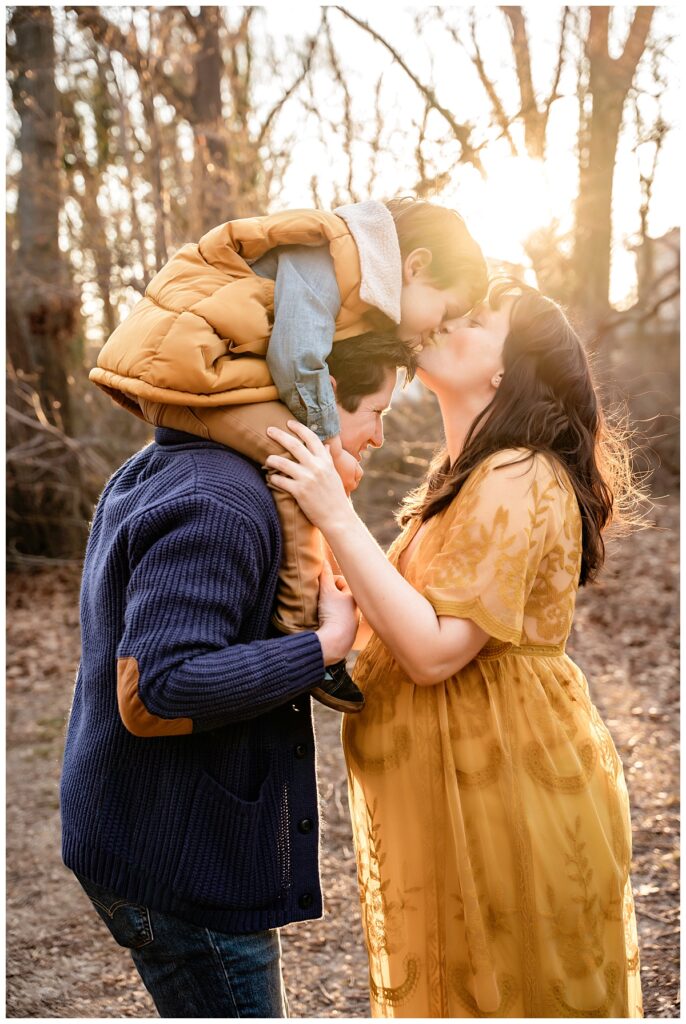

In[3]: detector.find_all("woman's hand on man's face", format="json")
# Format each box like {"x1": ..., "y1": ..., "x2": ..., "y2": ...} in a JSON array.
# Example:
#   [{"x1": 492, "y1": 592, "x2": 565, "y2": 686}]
[{"x1": 265, "y1": 421, "x2": 353, "y2": 530}]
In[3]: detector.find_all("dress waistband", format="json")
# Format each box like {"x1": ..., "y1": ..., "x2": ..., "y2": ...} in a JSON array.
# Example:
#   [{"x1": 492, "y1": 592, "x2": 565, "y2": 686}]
[{"x1": 477, "y1": 641, "x2": 565, "y2": 661}]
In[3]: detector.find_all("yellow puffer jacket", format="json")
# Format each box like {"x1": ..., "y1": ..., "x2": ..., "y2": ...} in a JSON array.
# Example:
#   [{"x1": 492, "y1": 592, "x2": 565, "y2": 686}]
[{"x1": 90, "y1": 209, "x2": 392, "y2": 419}]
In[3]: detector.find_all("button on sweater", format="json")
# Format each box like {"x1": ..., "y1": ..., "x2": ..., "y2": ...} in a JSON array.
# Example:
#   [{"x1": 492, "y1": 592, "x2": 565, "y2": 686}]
[{"x1": 60, "y1": 428, "x2": 326, "y2": 932}]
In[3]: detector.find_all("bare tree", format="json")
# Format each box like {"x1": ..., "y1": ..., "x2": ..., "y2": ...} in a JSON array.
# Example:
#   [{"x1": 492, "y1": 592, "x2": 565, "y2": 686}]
[
  {"x1": 70, "y1": 6, "x2": 319, "y2": 235},
  {"x1": 60, "y1": 75, "x2": 118, "y2": 336},
  {"x1": 334, "y1": 6, "x2": 484, "y2": 174},
  {"x1": 6, "y1": 7, "x2": 92, "y2": 558},
  {"x1": 185, "y1": 6, "x2": 235, "y2": 232},
  {"x1": 500, "y1": 6, "x2": 570, "y2": 160},
  {"x1": 7, "y1": 7, "x2": 79, "y2": 429},
  {"x1": 323, "y1": 10, "x2": 360, "y2": 203},
  {"x1": 445, "y1": 6, "x2": 656, "y2": 321},
  {"x1": 574, "y1": 6, "x2": 655, "y2": 319},
  {"x1": 628, "y1": 35, "x2": 671, "y2": 298}
]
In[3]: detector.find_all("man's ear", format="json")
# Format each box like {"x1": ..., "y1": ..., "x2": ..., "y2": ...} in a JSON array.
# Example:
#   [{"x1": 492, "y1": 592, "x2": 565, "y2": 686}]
[
  {"x1": 329, "y1": 374, "x2": 338, "y2": 397},
  {"x1": 402, "y1": 247, "x2": 433, "y2": 283}
]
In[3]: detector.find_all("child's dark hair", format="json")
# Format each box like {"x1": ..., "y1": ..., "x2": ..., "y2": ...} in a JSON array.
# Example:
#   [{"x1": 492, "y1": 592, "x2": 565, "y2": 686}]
[
  {"x1": 385, "y1": 196, "x2": 488, "y2": 312},
  {"x1": 326, "y1": 332, "x2": 415, "y2": 413}
]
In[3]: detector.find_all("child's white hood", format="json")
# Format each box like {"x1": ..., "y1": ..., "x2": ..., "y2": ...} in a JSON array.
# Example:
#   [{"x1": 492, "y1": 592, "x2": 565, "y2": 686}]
[{"x1": 334, "y1": 201, "x2": 402, "y2": 325}]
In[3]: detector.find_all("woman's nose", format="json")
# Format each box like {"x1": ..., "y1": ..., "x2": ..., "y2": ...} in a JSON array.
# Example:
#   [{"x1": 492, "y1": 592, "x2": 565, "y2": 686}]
[{"x1": 438, "y1": 317, "x2": 464, "y2": 333}]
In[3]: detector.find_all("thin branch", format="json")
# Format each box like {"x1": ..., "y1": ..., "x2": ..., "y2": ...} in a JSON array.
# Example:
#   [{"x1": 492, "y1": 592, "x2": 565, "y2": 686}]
[
  {"x1": 334, "y1": 6, "x2": 483, "y2": 174},
  {"x1": 500, "y1": 6, "x2": 545, "y2": 158},
  {"x1": 591, "y1": 277, "x2": 680, "y2": 347},
  {"x1": 5, "y1": 550, "x2": 85, "y2": 568},
  {"x1": 181, "y1": 8, "x2": 200, "y2": 34},
  {"x1": 310, "y1": 175, "x2": 323, "y2": 209},
  {"x1": 104, "y1": 47, "x2": 150, "y2": 277},
  {"x1": 256, "y1": 32, "x2": 318, "y2": 149},
  {"x1": 225, "y1": 9, "x2": 253, "y2": 130},
  {"x1": 68, "y1": 6, "x2": 193, "y2": 120},
  {"x1": 6, "y1": 404, "x2": 110, "y2": 477},
  {"x1": 242, "y1": 10, "x2": 254, "y2": 101},
  {"x1": 414, "y1": 101, "x2": 430, "y2": 192},
  {"x1": 324, "y1": 10, "x2": 358, "y2": 202},
  {"x1": 640, "y1": 284, "x2": 680, "y2": 321},
  {"x1": 366, "y1": 73, "x2": 385, "y2": 195},
  {"x1": 544, "y1": 6, "x2": 569, "y2": 121},
  {"x1": 587, "y1": 6, "x2": 655, "y2": 86},
  {"x1": 617, "y1": 6, "x2": 656, "y2": 79},
  {"x1": 462, "y1": 13, "x2": 518, "y2": 157}
]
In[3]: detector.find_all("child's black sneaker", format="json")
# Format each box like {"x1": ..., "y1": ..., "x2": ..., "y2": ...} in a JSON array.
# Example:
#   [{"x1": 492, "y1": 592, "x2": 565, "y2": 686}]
[{"x1": 311, "y1": 660, "x2": 365, "y2": 714}]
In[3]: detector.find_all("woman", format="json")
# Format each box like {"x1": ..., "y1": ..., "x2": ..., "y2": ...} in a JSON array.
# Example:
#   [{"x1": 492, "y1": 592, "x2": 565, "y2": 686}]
[{"x1": 265, "y1": 279, "x2": 643, "y2": 1018}]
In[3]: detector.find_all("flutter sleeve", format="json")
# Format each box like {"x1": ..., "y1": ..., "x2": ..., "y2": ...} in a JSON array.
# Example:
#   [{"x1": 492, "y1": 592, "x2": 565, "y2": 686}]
[{"x1": 422, "y1": 450, "x2": 564, "y2": 646}]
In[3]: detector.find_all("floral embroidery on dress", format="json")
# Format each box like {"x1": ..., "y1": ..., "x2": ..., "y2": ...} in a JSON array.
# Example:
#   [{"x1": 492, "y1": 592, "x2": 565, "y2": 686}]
[
  {"x1": 449, "y1": 964, "x2": 520, "y2": 1017},
  {"x1": 342, "y1": 451, "x2": 642, "y2": 1018},
  {"x1": 545, "y1": 817, "x2": 606, "y2": 979},
  {"x1": 455, "y1": 740, "x2": 504, "y2": 788},
  {"x1": 345, "y1": 722, "x2": 412, "y2": 775},
  {"x1": 549, "y1": 961, "x2": 620, "y2": 1017},
  {"x1": 369, "y1": 956, "x2": 421, "y2": 1008},
  {"x1": 523, "y1": 738, "x2": 597, "y2": 792},
  {"x1": 447, "y1": 672, "x2": 492, "y2": 740}
]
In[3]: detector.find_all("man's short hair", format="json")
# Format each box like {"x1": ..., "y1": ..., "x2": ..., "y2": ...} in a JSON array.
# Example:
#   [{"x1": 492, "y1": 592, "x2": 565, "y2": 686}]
[{"x1": 326, "y1": 333, "x2": 416, "y2": 413}]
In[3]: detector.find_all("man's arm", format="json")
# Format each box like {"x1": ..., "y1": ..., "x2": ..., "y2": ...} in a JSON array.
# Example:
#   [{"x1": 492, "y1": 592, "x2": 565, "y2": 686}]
[{"x1": 115, "y1": 493, "x2": 326, "y2": 736}]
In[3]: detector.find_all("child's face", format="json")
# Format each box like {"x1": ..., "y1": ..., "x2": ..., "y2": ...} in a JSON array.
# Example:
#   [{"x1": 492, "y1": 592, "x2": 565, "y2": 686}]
[{"x1": 397, "y1": 250, "x2": 468, "y2": 348}]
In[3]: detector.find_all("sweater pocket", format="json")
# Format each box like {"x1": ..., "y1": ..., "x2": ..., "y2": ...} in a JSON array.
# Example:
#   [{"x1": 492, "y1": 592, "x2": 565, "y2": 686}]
[{"x1": 172, "y1": 768, "x2": 287, "y2": 909}]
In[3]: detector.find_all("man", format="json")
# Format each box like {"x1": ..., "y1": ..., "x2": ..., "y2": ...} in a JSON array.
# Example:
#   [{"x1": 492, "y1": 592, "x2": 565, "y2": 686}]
[{"x1": 59, "y1": 332, "x2": 412, "y2": 1018}]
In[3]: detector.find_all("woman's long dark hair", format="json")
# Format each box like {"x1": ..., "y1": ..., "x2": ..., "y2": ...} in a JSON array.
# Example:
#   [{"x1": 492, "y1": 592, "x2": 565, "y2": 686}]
[{"x1": 398, "y1": 278, "x2": 644, "y2": 586}]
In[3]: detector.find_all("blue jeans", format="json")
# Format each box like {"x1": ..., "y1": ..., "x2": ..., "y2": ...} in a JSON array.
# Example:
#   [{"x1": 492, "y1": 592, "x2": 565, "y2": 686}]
[{"x1": 76, "y1": 874, "x2": 288, "y2": 1018}]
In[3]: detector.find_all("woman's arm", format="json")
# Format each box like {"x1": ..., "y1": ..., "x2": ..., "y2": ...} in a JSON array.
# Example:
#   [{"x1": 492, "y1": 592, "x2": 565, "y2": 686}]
[
  {"x1": 265, "y1": 422, "x2": 488, "y2": 685},
  {"x1": 317, "y1": 499, "x2": 487, "y2": 683},
  {"x1": 353, "y1": 614, "x2": 374, "y2": 652}
]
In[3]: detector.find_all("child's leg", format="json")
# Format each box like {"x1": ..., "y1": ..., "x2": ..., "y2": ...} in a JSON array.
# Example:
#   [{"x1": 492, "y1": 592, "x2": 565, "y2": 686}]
[{"x1": 139, "y1": 398, "x2": 322, "y2": 633}]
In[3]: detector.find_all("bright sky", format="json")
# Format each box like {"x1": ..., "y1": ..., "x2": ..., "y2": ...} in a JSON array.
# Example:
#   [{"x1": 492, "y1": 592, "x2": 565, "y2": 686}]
[
  {"x1": 240, "y1": 4, "x2": 681, "y2": 307},
  {"x1": 7, "y1": 5, "x2": 681, "y2": 320}
]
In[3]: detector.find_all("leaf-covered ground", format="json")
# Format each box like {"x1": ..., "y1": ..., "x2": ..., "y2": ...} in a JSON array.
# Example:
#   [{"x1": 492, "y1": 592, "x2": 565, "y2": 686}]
[{"x1": 5, "y1": 498, "x2": 678, "y2": 1018}]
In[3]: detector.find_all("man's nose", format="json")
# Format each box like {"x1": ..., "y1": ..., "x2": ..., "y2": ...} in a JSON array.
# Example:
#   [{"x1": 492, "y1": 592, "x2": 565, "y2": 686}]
[{"x1": 370, "y1": 423, "x2": 384, "y2": 448}]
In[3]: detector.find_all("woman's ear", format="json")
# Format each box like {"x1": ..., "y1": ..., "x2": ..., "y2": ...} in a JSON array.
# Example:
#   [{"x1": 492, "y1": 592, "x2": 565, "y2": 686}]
[
  {"x1": 403, "y1": 247, "x2": 433, "y2": 283},
  {"x1": 491, "y1": 371, "x2": 504, "y2": 389}
]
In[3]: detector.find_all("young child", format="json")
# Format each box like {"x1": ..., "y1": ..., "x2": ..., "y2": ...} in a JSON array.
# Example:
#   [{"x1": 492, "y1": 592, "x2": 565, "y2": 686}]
[{"x1": 90, "y1": 197, "x2": 488, "y2": 712}]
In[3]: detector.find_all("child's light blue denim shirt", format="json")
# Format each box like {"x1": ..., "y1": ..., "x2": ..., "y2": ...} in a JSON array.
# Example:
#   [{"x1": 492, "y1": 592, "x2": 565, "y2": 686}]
[{"x1": 252, "y1": 245, "x2": 341, "y2": 442}]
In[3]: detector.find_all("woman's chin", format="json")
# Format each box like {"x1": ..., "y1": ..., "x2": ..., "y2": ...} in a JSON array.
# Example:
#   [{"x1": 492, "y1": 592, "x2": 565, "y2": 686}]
[{"x1": 415, "y1": 366, "x2": 437, "y2": 391}]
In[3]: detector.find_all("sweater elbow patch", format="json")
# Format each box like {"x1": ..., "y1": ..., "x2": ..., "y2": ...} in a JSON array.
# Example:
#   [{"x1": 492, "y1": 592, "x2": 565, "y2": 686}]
[{"x1": 117, "y1": 657, "x2": 193, "y2": 737}]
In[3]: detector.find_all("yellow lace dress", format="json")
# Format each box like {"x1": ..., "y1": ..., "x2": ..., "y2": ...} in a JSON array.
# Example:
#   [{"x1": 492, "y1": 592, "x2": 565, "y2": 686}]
[{"x1": 342, "y1": 450, "x2": 642, "y2": 1018}]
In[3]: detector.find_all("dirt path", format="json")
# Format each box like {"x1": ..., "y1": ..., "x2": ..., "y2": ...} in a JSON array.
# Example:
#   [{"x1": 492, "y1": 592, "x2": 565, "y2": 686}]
[{"x1": 5, "y1": 499, "x2": 679, "y2": 1018}]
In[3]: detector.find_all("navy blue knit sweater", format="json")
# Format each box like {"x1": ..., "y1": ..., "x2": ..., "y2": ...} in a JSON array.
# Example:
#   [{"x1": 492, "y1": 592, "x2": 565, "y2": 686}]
[{"x1": 60, "y1": 428, "x2": 326, "y2": 932}]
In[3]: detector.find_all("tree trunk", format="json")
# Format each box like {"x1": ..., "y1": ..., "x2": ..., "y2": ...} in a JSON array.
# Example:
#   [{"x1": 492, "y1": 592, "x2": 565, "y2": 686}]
[
  {"x1": 190, "y1": 7, "x2": 234, "y2": 234},
  {"x1": 574, "y1": 94, "x2": 624, "y2": 321},
  {"x1": 9, "y1": 6, "x2": 78, "y2": 431},
  {"x1": 573, "y1": 6, "x2": 655, "y2": 324},
  {"x1": 501, "y1": 6, "x2": 547, "y2": 159},
  {"x1": 7, "y1": 7, "x2": 85, "y2": 558}
]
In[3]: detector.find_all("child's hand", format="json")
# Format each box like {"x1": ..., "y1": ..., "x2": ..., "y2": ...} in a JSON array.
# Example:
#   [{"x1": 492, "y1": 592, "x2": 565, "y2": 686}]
[
  {"x1": 331, "y1": 446, "x2": 363, "y2": 496},
  {"x1": 326, "y1": 433, "x2": 363, "y2": 495}
]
